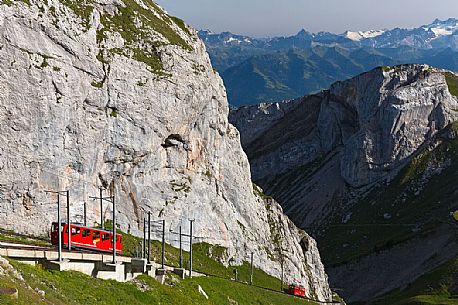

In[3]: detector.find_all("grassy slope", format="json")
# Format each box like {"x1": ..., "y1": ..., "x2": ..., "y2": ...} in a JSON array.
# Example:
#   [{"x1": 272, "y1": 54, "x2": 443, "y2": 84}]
[
  {"x1": 0, "y1": 203, "x2": 322, "y2": 304},
  {"x1": 444, "y1": 72, "x2": 458, "y2": 97},
  {"x1": 0, "y1": 260, "x2": 319, "y2": 305},
  {"x1": 102, "y1": 218, "x2": 286, "y2": 292},
  {"x1": 0, "y1": 220, "x2": 288, "y2": 295},
  {"x1": 219, "y1": 47, "x2": 396, "y2": 106},
  {"x1": 0, "y1": 229, "x2": 51, "y2": 247},
  {"x1": 0, "y1": 224, "x2": 329, "y2": 304},
  {"x1": 362, "y1": 256, "x2": 458, "y2": 305}
]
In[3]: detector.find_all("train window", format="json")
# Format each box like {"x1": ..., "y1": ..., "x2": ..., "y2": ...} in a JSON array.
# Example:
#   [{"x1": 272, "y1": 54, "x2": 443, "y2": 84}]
[
  {"x1": 82, "y1": 229, "x2": 90, "y2": 237},
  {"x1": 102, "y1": 234, "x2": 110, "y2": 241},
  {"x1": 71, "y1": 227, "x2": 81, "y2": 235},
  {"x1": 92, "y1": 232, "x2": 100, "y2": 239}
]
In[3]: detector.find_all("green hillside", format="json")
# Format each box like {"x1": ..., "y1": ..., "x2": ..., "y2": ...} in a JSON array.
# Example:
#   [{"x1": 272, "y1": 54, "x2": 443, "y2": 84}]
[
  {"x1": 221, "y1": 47, "x2": 395, "y2": 106},
  {"x1": 207, "y1": 39, "x2": 458, "y2": 107},
  {"x1": 0, "y1": 226, "x2": 339, "y2": 304},
  {"x1": 362, "y1": 255, "x2": 458, "y2": 305},
  {"x1": 0, "y1": 259, "x2": 322, "y2": 305}
]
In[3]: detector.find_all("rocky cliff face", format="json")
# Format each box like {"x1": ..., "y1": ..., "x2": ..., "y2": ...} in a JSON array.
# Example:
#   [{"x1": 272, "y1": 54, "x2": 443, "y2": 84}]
[
  {"x1": 230, "y1": 64, "x2": 458, "y2": 301},
  {"x1": 0, "y1": 0, "x2": 331, "y2": 300},
  {"x1": 232, "y1": 64, "x2": 458, "y2": 226}
]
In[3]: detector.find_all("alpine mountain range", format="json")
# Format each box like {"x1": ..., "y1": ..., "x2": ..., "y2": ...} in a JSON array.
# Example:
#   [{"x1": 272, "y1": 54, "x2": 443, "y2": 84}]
[{"x1": 199, "y1": 18, "x2": 458, "y2": 106}]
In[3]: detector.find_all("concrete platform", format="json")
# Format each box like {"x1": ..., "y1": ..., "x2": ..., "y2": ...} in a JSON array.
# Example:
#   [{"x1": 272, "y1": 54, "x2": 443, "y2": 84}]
[
  {"x1": 155, "y1": 268, "x2": 166, "y2": 284},
  {"x1": 0, "y1": 246, "x2": 206, "y2": 283},
  {"x1": 173, "y1": 268, "x2": 186, "y2": 279},
  {"x1": 96, "y1": 263, "x2": 125, "y2": 282},
  {"x1": 145, "y1": 263, "x2": 156, "y2": 277},
  {"x1": 131, "y1": 258, "x2": 147, "y2": 273}
]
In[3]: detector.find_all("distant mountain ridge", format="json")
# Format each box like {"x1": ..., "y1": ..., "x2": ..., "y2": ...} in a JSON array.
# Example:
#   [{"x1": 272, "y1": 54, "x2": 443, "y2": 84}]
[
  {"x1": 200, "y1": 18, "x2": 458, "y2": 50},
  {"x1": 199, "y1": 18, "x2": 458, "y2": 106}
]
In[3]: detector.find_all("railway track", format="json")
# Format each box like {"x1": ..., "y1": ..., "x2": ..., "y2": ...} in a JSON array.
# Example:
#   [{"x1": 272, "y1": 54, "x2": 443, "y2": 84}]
[
  {"x1": 0, "y1": 241, "x2": 52, "y2": 251},
  {"x1": 0, "y1": 240, "x2": 134, "y2": 260}
]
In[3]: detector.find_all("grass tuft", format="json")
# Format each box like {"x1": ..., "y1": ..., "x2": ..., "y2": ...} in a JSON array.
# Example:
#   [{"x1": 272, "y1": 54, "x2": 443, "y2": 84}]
[
  {"x1": 444, "y1": 72, "x2": 458, "y2": 97},
  {"x1": 97, "y1": 0, "x2": 192, "y2": 73},
  {"x1": 59, "y1": 0, "x2": 94, "y2": 30}
]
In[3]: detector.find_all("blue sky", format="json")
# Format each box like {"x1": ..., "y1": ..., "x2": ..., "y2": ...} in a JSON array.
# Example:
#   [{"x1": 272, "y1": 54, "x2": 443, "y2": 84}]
[{"x1": 156, "y1": 0, "x2": 458, "y2": 37}]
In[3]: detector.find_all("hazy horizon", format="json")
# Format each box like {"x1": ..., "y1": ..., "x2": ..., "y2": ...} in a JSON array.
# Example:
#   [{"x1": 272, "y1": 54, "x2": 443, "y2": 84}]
[{"x1": 156, "y1": 0, "x2": 458, "y2": 38}]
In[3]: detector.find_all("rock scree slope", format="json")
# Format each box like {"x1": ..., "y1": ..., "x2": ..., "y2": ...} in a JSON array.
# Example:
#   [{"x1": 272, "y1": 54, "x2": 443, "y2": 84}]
[{"x1": 0, "y1": 0, "x2": 331, "y2": 300}]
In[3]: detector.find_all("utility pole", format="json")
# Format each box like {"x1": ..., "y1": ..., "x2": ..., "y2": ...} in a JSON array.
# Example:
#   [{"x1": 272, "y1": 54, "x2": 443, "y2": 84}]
[
  {"x1": 58, "y1": 193, "x2": 62, "y2": 261},
  {"x1": 179, "y1": 226, "x2": 183, "y2": 268},
  {"x1": 161, "y1": 219, "x2": 165, "y2": 269},
  {"x1": 112, "y1": 195, "x2": 116, "y2": 264},
  {"x1": 169, "y1": 226, "x2": 188, "y2": 270},
  {"x1": 143, "y1": 217, "x2": 146, "y2": 259},
  {"x1": 66, "y1": 190, "x2": 71, "y2": 251},
  {"x1": 45, "y1": 190, "x2": 69, "y2": 263},
  {"x1": 83, "y1": 202, "x2": 87, "y2": 227},
  {"x1": 189, "y1": 219, "x2": 194, "y2": 278},
  {"x1": 89, "y1": 191, "x2": 116, "y2": 263},
  {"x1": 250, "y1": 252, "x2": 254, "y2": 286},
  {"x1": 99, "y1": 188, "x2": 104, "y2": 229},
  {"x1": 147, "y1": 211, "x2": 151, "y2": 264},
  {"x1": 280, "y1": 247, "x2": 285, "y2": 292}
]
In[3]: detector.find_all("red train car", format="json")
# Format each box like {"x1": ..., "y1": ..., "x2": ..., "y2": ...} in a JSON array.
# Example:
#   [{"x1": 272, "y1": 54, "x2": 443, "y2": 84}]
[
  {"x1": 51, "y1": 222, "x2": 122, "y2": 254},
  {"x1": 287, "y1": 283, "x2": 306, "y2": 298}
]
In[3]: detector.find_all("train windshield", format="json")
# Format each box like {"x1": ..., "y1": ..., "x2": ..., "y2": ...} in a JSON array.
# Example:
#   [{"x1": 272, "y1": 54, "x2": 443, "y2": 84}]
[{"x1": 51, "y1": 223, "x2": 64, "y2": 232}]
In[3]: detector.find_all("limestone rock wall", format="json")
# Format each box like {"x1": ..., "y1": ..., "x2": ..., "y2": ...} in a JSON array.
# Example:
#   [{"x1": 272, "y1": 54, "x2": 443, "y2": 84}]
[
  {"x1": 0, "y1": 0, "x2": 331, "y2": 301},
  {"x1": 322, "y1": 65, "x2": 458, "y2": 187},
  {"x1": 233, "y1": 65, "x2": 458, "y2": 190}
]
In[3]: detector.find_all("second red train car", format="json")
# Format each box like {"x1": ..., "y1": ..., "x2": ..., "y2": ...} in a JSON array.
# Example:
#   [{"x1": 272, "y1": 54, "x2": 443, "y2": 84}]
[{"x1": 287, "y1": 283, "x2": 306, "y2": 298}]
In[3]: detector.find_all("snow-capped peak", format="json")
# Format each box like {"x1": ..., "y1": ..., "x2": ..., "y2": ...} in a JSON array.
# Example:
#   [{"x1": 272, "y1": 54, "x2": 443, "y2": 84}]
[
  {"x1": 225, "y1": 37, "x2": 251, "y2": 44},
  {"x1": 423, "y1": 18, "x2": 458, "y2": 37},
  {"x1": 344, "y1": 30, "x2": 385, "y2": 41}
]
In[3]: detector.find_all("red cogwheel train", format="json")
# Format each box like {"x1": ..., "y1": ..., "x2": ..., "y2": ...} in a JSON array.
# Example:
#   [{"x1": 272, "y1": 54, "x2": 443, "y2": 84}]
[
  {"x1": 286, "y1": 283, "x2": 306, "y2": 298},
  {"x1": 51, "y1": 222, "x2": 122, "y2": 253}
]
